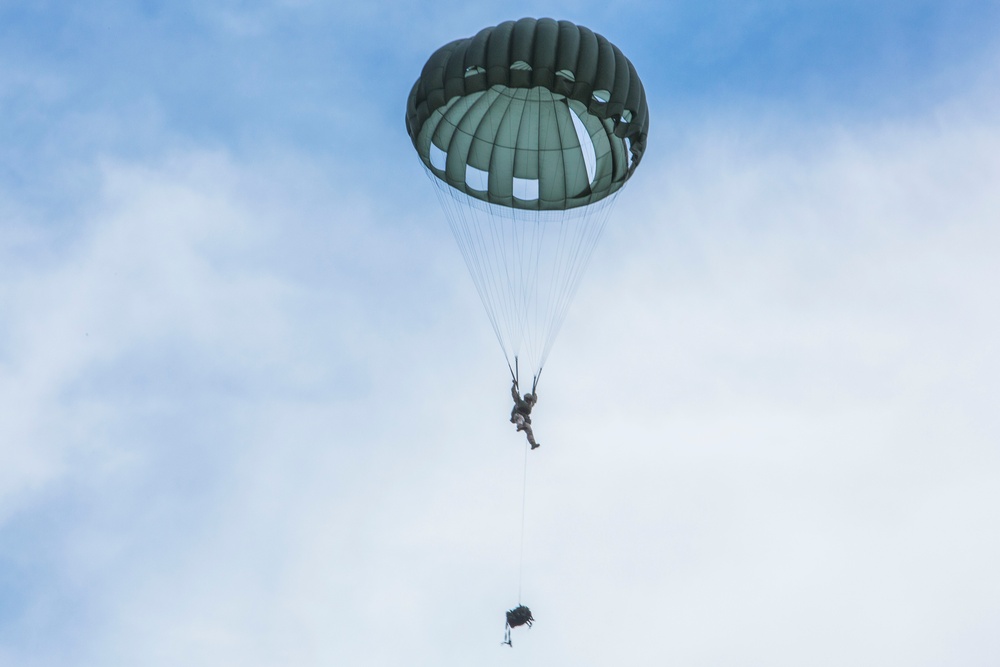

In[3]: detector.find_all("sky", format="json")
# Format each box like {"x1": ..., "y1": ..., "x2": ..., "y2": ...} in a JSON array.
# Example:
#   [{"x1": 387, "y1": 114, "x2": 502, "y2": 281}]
[{"x1": 2, "y1": 1, "x2": 999, "y2": 665}]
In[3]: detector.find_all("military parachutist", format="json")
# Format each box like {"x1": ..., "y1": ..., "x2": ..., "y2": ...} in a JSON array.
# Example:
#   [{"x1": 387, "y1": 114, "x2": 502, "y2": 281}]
[{"x1": 510, "y1": 379, "x2": 540, "y2": 449}]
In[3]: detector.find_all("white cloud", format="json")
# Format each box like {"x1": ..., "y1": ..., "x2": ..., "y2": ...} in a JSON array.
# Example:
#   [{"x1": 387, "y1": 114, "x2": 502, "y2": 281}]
[
  {"x1": 545, "y1": 96, "x2": 1000, "y2": 665},
  {"x1": 2, "y1": 82, "x2": 1000, "y2": 666},
  {"x1": 0, "y1": 142, "x2": 502, "y2": 663}
]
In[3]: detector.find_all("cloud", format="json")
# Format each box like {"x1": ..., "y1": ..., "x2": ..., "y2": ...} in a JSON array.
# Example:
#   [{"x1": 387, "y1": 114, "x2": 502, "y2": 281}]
[
  {"x1": 0, "y1": 147, "x2": 439, "y2": 660},
  {"x1": 545, "y1": 89, "x2": 1000, "y2": 665},
  {"x1": 2, "y1": 58, "x2": 1000, "y2": 667}
]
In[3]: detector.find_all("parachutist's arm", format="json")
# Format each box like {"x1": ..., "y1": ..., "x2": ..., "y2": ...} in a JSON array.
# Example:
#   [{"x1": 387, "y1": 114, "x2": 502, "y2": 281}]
[{"x1": 511, "y1": 382, "x2": 522, "y2": 404}]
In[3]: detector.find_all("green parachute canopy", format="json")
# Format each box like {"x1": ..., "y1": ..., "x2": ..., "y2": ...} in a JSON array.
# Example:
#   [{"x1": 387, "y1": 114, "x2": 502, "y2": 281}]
[
  {"x1": 407, "y1": 18, "x2": 648, "y2": 381},
  {"x1": 406, "y1": 17, "x2": 648, "y2": 211}
]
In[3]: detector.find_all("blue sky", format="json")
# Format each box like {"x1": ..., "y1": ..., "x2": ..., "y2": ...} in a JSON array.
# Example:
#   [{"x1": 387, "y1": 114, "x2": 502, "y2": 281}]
[
  {"x1": 2, "y1": 2, "x2": 999, "y2": 665},
  {"x1": 6, "y1": 1, "x2": 999, "y2": 187}
]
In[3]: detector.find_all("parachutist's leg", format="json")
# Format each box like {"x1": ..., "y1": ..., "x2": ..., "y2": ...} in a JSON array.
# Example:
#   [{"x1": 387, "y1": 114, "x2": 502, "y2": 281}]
[
  {"x1": 523, "y1": 423, "x2": 539, "y2": 449},
  {"x1": 512, "y1": 414, "x2": 538, "y2": 448}
]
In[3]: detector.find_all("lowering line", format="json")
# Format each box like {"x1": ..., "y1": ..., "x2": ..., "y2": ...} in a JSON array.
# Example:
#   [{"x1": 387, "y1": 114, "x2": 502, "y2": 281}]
[
  {"x1": 517, "y1": 437, "x2": 529, "y2": 603},
  {"x1": 503, "y1": 438, "x2": 533, "y2": 647}
]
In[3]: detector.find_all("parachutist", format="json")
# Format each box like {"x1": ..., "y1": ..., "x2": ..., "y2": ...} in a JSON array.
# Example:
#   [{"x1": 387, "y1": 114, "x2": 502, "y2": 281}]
[{"x1": 510, "y1": 380, "x2": 540, "y2": 449}]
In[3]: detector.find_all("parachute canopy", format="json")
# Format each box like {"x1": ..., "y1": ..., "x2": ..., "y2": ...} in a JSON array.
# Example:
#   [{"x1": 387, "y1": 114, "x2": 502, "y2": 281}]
[
  {"x1": 406, "y1": 18, "x2": 648, "y2": 211},
  {"x1": 407, "y1": 18, "x2": 648, "y2": 380}
]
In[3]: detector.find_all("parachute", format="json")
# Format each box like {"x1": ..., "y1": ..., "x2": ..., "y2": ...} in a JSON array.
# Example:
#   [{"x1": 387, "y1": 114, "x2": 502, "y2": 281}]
[{"x1": 406, "y1": 17, "x2": 649, "y2": 383}]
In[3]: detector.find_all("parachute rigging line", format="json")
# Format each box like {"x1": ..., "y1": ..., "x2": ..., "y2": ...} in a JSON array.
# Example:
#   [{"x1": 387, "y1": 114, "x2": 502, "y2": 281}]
[{"x1": 425, "y1": 166, "x2": 619, "y2": 381}]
